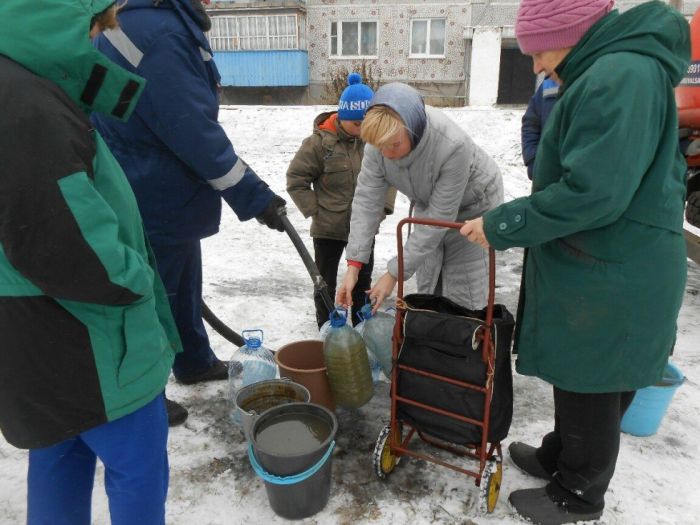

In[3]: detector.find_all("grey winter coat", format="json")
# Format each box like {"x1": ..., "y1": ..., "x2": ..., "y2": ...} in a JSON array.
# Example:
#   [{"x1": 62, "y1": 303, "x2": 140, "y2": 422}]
[{"x1": 346, "y1": 100, "x2": 503, "y2": 298}]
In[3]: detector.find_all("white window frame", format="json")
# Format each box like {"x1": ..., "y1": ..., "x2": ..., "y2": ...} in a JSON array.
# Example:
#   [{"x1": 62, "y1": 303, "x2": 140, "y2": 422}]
[
  {"x1": 409, "y1": 18, "x2": 446, "y2": 58},
  {"x1": 208, "y1": 14, "x2": 301, "y2": 51},
  {"x1": 329, "y1": 20, "x2": 378, "y2": 59}
]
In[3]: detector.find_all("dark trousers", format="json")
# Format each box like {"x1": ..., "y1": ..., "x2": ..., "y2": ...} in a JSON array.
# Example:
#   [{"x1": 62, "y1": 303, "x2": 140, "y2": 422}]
[
  {"x1": 28, "y1": 395, "x2": 169, "y2": 525},
  {"x1": 151, "y1": 240, "x2": 216, "y2": 379},
  {"x1": 313, "y1": 238, "x2": 374, "y2": 328},
  {"x1": 535, "y1": 387, "x2": 636, "y2": 512}
]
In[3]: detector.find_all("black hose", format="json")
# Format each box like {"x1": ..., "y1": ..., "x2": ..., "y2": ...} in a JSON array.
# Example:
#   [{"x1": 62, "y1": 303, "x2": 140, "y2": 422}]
[
  {"x1": 200, "y1": 207, "x2": 334, "y2": 347},
  {"x1": 278, "y1": 210, "x2": 335, "y2": 312},
  {"x1": 201, "y1": 300, "x2": 245, "y2": 347}
]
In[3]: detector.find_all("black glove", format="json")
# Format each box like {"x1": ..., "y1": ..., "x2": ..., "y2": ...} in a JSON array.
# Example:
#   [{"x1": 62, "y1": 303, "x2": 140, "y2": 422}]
[{"x1": 255, "y1": 195, "x2": 287, "y2": 232}]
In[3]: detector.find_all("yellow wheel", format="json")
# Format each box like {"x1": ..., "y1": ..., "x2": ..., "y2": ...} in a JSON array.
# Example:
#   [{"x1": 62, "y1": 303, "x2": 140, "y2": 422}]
[
  {"x1": 373, "y1": 423, "x2": 401, "y2": 479},
  {"x1": 479, "y1": 457, "x2": 502, "y2": 513}
]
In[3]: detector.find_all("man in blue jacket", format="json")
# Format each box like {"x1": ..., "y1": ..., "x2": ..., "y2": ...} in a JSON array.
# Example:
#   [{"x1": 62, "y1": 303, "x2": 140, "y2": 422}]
[
  {"x1": 92, "y1": 0, "x2": 286, "y2": 425},
  {"x1": 521, "y1": 77, "x2": 559, "y2": 180}
]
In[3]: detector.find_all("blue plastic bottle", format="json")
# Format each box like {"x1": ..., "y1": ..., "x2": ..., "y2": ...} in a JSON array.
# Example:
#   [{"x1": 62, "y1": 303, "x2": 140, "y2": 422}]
[
  {"x1": 228, "y1": 329, "x2": 277, "y2": 424},
  {"x1": 355, "y1": 304, "x2": 395, "y2": 377}
]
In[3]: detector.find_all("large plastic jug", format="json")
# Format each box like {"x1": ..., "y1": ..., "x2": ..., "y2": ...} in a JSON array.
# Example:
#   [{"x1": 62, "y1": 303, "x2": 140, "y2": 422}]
[
  {"x1": 323, "y1": 308, "x2": 373, "y2": 408},
  {"x1": 354, "y1": 307, "x2": 389, "y2": 382},
  {"x1": 320, "y1": 310, "x2": 381, "y2": 382},
  {"x1": 228, "y1": 329, "x2": 277, "y2": 423},
  {"x1": 355, "y1": 304, "x2": 395, "y2": 377}
]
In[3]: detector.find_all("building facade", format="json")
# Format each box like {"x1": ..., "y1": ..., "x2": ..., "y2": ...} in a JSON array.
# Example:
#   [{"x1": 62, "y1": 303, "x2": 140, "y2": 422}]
[{"x1": 207, "y1": 0, "x2": 696, "y2": 106}]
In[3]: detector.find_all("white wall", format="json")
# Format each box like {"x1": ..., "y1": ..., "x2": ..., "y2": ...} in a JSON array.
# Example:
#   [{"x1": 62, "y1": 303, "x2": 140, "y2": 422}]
[{"x1": 468, "y1": 27, "x2": 501, "y2": 106}]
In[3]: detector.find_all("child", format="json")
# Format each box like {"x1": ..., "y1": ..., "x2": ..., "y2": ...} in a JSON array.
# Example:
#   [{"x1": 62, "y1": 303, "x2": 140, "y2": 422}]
[{"x1": 287, "y1": 73, "x2": 396, "y2": 327}]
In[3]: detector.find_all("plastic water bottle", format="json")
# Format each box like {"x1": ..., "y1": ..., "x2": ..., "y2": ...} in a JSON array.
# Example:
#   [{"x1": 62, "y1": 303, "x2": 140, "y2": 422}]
[
  {"x1": 323, "y1": 308, "x2": 373, "y2": 409},
  {"x1": 228, "y1": 329, "x2": 277, "y2": 424},
  {"x1": 322, "y1": 307, "x2": 382, "y2": 382},
  {"x1": 354, "y1": 313, "x2": 384, "y2": 383},
  {"x1": 318, "y1": 319, "x2": 332, "y2": 341},
  {"x1": 355, "y1": 304, "x2": 395, "y2": 378}
]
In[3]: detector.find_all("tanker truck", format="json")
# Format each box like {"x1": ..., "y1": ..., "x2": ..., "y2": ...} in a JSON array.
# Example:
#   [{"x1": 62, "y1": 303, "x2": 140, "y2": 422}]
[{"x1": 678, "y1": 8, "x2": 700, "y2": 226}]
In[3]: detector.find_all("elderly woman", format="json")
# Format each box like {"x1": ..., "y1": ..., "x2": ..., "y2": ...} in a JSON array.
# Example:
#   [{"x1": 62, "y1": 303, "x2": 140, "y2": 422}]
[
  {"x1": 336, "y1": 82, "x2": 503, "y2": 312},
  {"x1": 461, "y1": 0, "x2": 690, "y2": 523}
]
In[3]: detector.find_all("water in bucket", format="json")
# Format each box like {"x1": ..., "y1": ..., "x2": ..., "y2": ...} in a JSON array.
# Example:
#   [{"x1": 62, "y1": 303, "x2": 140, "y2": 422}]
[
  {"x1": 255, "y1": 412, "x2": 331, "y2": 455},
  {"x1": 250, "y1": 402, "x2": 337, "y2": 520},
  {"x1": 621, "y1": 361, "x2": 685, "y2": 437}
]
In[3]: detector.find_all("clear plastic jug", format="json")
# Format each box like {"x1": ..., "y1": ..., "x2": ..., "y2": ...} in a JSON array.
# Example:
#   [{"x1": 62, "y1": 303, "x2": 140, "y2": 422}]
[
  {"x1": 322, "y1": 308, "x2": 373, "y2": 408},
  {"x1": 228, "y1": 329, "x2": 277, "y2": 423}
]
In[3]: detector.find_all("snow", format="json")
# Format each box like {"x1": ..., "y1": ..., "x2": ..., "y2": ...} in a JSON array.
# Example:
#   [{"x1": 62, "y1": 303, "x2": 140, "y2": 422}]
[{"x1": 2, "y1": 105, "x2": 700, "y2": 524}]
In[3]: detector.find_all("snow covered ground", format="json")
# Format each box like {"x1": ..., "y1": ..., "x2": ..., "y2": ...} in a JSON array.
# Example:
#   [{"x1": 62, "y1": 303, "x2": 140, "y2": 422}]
[{"x1": 1, "y1": 106, "x2": 699, "y2": 524}]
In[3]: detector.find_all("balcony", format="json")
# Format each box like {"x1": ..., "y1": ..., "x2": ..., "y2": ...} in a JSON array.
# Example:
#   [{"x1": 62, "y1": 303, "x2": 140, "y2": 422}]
[{"x1": 214, "y1": 49, "x2": 308, "y2": 87}]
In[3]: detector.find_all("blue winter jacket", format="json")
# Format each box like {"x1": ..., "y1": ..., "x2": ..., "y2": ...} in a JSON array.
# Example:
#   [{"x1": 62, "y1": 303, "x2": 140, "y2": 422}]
[
  {"x1": 521, "y1": 78, "x2": 559, "y2": 180},
  {"x1": 91, "y1": 0, "x2": 274, "y2": 244}
]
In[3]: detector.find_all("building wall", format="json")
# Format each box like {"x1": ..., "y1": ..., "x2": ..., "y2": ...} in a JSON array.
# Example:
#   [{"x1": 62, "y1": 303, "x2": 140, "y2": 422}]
[{"x1": 305, "y1": 0, "x2": 471, "y2": 105}]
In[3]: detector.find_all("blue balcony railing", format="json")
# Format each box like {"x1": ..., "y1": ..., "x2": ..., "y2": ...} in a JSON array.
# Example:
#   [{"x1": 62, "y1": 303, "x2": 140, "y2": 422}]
[{"x1": 213, "y1": 50, "x2": 309, "y2": 87}]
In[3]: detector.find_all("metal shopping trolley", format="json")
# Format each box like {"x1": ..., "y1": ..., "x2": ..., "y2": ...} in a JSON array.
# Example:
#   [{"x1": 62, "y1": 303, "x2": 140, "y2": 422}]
[{"x1": 372, "y1": 217, "x2": 515, "y2": 513}]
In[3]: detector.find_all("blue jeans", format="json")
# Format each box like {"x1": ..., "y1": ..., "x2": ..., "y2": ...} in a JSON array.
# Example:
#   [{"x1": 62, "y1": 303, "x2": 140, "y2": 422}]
[{"x1": 27, "y1": 395, "x2": 169, "y2": 525}]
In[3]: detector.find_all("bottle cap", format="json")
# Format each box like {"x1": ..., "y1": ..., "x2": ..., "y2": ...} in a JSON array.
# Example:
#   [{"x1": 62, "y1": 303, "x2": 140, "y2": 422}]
[
  {"x1": 359, "y1": 303, "x2": 373, "y2": 321},
  {"x1": 329, "y1": 307, "x2": 348, "y2": 328},
  {"x1": 245, "y1": 337, "x2": 262, "y2": 349}
]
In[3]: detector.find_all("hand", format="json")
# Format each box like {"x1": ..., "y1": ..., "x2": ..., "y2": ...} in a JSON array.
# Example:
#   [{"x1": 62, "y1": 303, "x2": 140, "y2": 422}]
[
  {"x1": 336, "y1": 266, "x2": 360, "y2": 308},
  {"x1": 368, "y1": 272, "x2": 398, "y2": 313},
  {"x1": 460, "y1": 217, "x2": 490, "y2": 249},
  {"x1": 255, "y1": 195, "x2": 287, "y2": 232}
]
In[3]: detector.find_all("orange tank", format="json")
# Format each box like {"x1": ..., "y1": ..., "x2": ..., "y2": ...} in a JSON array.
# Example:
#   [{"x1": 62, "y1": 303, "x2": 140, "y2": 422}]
[{"x1": 677, "y1": 9, "x2": 700, "y2": 129}]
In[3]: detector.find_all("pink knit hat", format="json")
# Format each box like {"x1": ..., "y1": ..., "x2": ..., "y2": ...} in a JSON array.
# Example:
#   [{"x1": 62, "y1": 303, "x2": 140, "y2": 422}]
[{"x1": 515, "y1": 0, "x2": 615, "y2": 54}]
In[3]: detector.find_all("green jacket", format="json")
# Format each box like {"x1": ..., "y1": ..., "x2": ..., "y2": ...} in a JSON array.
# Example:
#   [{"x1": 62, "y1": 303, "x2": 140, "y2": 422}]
[
  {"x1": 0, "y1": 0, "x2": 181, "y2": 448},
  {"x1": 483, "y1": 2, "x2": 690, "y2": 393},
  {"x1": 286, "y1": 112, "x2": 396, "y2": 242}
]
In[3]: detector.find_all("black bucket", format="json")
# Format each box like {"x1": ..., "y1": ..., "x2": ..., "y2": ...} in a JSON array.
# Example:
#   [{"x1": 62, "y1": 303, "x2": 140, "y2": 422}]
[{"x1": 248, "y1": 402, "x2": 337, "y2": 520}]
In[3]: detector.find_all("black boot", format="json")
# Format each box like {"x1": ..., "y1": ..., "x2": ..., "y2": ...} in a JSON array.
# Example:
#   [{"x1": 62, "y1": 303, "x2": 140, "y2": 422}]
[
  {"x1": 509, "y1": 441, "x2": 552, "y2": 480},
  {"x1": 509, "y1": 487, "x2": 603, "y2": 525},
  {"x1": 165, "y1": 397, "x2": 189, "y2": 427},
  {"x1": 176, "y1": 358, "x2": 228, "y2": 385}
]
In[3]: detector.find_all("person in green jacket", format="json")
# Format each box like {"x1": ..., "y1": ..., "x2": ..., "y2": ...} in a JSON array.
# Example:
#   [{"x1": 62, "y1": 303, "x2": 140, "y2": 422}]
[
  {"x1": 287, "y1": 73, "x2": 396, "y2": 327},
  {"x1": 0, "y1": 2, "x2": 181, "y2": 523},
  {"x1": 461, "y1": 1, "x2": 689, "y2": 523}
]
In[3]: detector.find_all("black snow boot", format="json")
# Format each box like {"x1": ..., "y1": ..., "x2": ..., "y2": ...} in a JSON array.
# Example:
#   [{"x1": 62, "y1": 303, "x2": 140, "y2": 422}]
[
  {"x1": 166, "y1": 397, "x2": 189, "y2": 427},
  {"x1": 509, "y1": 487, "x2": 603, "y2": 525},
  {"x1": 509, "y1": 442, "x2": 552, "y2": 480},
  {"x1": 176, "y1": 358, "x2": 229, "y2": 385}
]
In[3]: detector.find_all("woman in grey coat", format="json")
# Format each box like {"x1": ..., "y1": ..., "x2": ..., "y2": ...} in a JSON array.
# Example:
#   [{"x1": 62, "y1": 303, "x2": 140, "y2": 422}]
[{"x1": 336, "y1": 83, "x2": 503, "y2": 311}]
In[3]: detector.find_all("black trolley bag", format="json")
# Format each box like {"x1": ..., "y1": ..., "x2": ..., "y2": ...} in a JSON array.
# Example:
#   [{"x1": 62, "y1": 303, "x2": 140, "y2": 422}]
[{"x1": 395, "y1": 293, "x2": 515, "y2": 446}]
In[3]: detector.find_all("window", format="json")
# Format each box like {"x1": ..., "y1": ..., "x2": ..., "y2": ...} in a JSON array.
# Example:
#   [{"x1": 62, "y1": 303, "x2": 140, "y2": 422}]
[
  {"x1": 330, "y1": 21, "x2": 377, "y2": 57},
  {"x1": 208, "y1": 15, "x2": 300, "y2": 51},
  {"x1": 410, "y1": 19, "x2": 446, "y2": 57}
]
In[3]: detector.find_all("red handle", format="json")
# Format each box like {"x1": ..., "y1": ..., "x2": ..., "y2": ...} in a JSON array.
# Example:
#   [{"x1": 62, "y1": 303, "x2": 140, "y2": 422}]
[{"x1": 395, "y1": 217, "x2": 496, "y2": 332}]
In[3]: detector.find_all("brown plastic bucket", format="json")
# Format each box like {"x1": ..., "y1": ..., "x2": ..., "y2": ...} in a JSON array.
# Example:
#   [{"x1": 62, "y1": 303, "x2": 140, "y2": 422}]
[{"x1": 275, "y1": 340, "x2": 335, "y2": 412}]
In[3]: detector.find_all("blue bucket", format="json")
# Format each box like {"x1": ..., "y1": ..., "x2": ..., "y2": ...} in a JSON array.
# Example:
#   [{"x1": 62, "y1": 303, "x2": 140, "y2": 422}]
[{"x1": 621, "y1": 361, "x2": 685, "y2": 437}]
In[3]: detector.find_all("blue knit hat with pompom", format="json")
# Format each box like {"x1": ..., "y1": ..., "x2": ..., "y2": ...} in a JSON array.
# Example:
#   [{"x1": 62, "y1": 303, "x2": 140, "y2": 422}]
[{"x1": 338, "y1": 73, "x2": 374, "y2": 121}]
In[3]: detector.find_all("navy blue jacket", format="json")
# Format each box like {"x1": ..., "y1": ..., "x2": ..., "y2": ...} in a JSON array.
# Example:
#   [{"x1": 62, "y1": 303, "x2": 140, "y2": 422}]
[
  {"x1": 521, "y1": 78, "x2": 559, "y2": 180},
  {"x1": 92, "y1": 0, "x2": 274, "y2": 244}
]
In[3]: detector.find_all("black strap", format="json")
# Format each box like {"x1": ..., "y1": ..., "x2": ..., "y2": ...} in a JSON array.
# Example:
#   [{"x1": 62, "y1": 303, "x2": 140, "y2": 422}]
[
  {"x1": 111, "y1": 80, "x2": 140, "y2": 119},
  {"x1": 79, "y1": 64, "x2": 107, "y2": 106}
]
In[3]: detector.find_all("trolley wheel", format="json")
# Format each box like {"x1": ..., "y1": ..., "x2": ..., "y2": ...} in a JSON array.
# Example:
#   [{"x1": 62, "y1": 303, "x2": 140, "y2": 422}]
[
  {"x1": 479, "y1": 457, "x2": 503, "y2": 514},
  {"x1": 373, "y1": 423, "x2": 402, "y2": 479}
]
